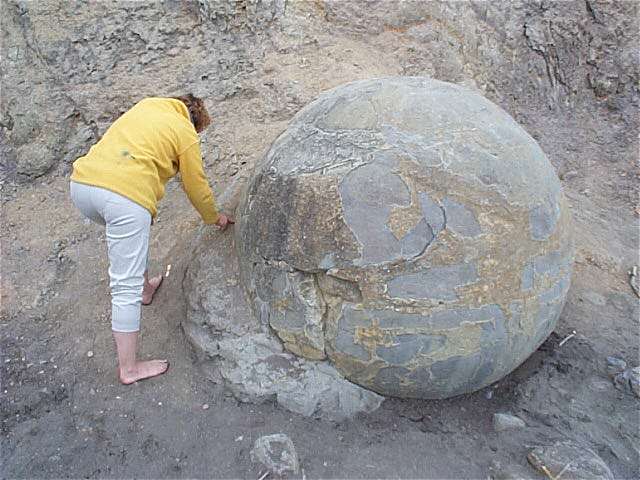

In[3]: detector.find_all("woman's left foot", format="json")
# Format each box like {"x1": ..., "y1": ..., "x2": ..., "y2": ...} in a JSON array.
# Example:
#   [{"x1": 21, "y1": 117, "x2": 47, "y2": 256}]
[
  {"x1": 119, "y1": 359, "x2": 169, "y2": 384},
  {"x1": 142, "y1": 275, "x2": 163, "y2": 305}
]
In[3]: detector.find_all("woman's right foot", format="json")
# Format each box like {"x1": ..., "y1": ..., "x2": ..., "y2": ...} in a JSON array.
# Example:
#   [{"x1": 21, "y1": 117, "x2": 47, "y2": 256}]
[{"x1": 119, "y1": 359, "x2": 169, "y2": 384}]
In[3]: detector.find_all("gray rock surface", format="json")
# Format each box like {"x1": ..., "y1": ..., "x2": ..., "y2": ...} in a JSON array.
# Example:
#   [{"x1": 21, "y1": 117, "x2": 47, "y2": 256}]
[
  {"x1": 236, "y1": 77, "x2": 574, "y2": 399},
  {"x1": 250, "y1": 433, "x2": 299, "y2": 476},
  {"x1": 528, "y1": 441, "x2": 613, "y2": 480},
  {"x1": 183, "y1": 225, "x2": 383, "y2": 421},
  {"x1": 215, "y1": 333, "x2": 383, "y2": 420},
  {"x1": 493, "y1": 413, "x2": 526, "y2": 432}
]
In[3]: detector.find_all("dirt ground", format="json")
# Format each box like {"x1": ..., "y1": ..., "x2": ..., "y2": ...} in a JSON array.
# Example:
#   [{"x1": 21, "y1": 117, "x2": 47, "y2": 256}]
[
  {"x1": 2, "y1": 1, "x2": 639, "y2": 478},
  {"x1": 2, "y1": 153, "x2": 639, "y2": 479}
]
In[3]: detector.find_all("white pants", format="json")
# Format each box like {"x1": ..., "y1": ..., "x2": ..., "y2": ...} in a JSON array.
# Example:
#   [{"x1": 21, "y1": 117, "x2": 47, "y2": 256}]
[{"x1": 70, "y1": 181, "x2": 151, "y2": 332}]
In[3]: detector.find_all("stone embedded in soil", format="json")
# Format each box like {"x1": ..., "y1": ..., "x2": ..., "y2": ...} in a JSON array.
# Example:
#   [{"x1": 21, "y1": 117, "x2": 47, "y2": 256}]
[
  {"x1": 605, "y1": 356, "x2": 627, "y2": 376},
  {"x1": 613, "y1": 366, "x2": 640, "y2": 398},
  {"x1": 251, "y1": 433, "x2": 299, "y2": 476},
  {"x1": 492, "y1": 413, "x2": 526, "y2": 431},
  {"x1": 235, "y1": 76, "x2": 574, "y2": 399},
  {"x1": 527, "y1": 441, "x2": 613, "y2": 480}
]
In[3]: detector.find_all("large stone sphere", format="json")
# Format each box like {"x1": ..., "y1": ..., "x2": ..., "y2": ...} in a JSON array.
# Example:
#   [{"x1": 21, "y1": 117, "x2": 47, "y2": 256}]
[{"x1": 236, "y1": 77, "x2": 573, "y2": 399}]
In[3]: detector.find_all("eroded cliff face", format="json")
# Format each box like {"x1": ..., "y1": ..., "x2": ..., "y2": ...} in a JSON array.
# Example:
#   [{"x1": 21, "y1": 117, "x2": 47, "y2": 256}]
[{"x1": 1, "y1": 0, "x2": 637, "y2": 202}]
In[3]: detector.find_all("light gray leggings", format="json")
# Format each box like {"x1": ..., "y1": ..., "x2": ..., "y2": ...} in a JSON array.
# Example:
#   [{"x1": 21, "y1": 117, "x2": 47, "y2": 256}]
[{"x1": 70, "y1": 181, "x2": 151, "y2": 332}]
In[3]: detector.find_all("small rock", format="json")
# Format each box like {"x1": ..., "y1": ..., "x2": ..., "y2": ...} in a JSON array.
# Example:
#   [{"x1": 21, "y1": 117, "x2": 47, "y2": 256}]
[
  {"x1": 613, "y1": 370, "x2": 630, "y2": 390},
  {"x1": 493, "y1": 413, "x2": 526, "y2": 431},
  {"x1": 250, "y1": 433, "x2": 299, "y2": 476},
  {"x1": 614, "y1": 366, "x2": 640, "y2": 397},
  {"x1": 606, "y1": 356, "x2": 626, "y2": 376},
  {"x1": 86, "y1": 351, "x2": 94, "y2": 358},
  {"x1": 485, "y1": 389, "x2": 493, "y2": 400},
  {"x1": 528, "y1": 441, "x2": 613, "y2": 480},
  {"x1": 202, "y1": 403, "x2": 209, "y2": 410}
]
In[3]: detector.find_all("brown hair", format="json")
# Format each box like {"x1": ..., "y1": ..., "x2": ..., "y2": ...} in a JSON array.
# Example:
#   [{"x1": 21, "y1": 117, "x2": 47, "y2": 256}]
[{"x1": 173, "y1": 94, "x2": 211, "y2": 133}]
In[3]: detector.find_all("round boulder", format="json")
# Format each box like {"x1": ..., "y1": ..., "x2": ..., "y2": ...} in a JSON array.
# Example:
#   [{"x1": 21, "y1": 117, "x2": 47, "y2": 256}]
[{"x1": 236, "y1": 77, "x2": 573, "y2": 399}]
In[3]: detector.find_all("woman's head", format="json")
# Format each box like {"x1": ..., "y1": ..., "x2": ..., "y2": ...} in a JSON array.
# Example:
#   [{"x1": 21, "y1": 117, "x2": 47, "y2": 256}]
[{"x1": 173, "y1": 94, "x2": 211, "y2": 133}]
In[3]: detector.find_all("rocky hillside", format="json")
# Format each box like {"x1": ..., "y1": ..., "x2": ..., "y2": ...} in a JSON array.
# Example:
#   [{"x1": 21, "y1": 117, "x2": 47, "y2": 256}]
[{"x1": 2, "y1": 1, "x2": 637, "y2": 198}]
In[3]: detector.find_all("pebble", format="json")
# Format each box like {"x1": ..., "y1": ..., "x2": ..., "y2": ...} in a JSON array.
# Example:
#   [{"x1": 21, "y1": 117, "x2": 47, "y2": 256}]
[
  {"x1": 202, "y1": 403, "x2": 209, "y2": 410},
  {"x1": 493, "y1": 413, "x2": 526, "y2": 431},
  {"x1": 606, "y1": 356, "x2": 626, "y2": 376},
  {"x1": 86, "y1": 351, "x2": 94, "y2": 358},
  {"x1": 251, "y1": 433, "x2": 299, "y2": 475},
  {"x1": 614, "y1": 366, "x2": 640, "y2": 398}
]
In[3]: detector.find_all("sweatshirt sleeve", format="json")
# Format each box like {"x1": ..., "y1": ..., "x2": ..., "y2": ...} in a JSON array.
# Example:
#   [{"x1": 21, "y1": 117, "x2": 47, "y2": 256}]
[{"x1": 178, "y1": 142, "x2": 220, "y2": 224}]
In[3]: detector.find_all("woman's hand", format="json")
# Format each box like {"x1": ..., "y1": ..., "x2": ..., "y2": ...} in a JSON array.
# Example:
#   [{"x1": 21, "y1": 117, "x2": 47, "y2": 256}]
[{"x1": 215, "y1": 213, "x2": 235, "y2": 231}]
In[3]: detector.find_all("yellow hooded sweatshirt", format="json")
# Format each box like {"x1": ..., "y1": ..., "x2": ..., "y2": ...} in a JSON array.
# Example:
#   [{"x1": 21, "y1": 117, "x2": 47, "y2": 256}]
[{"x1": 70, "y1": 97, "x2": 219, "y2": 224}]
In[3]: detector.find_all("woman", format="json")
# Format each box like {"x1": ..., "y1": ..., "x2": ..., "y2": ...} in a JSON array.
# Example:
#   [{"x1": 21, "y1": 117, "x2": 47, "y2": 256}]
[{"x1": 70, "y1": 94, "x2": 232, "y2": 384}]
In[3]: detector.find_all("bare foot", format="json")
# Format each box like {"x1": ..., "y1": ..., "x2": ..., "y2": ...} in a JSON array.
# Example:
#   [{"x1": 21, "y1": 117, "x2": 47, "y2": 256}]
[
  {"x1": 142, "y1": 275, "x2": 163, "y2": 305},
  {"x1": 119, "y1": 360, "x2": 169, "y2": 384}
]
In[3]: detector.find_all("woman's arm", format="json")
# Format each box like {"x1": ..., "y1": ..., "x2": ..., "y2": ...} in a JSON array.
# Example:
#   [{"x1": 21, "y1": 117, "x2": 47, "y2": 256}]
[{"x1": 177, "y1": 142, "x2": 220, "y2": 225}]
